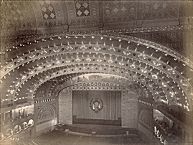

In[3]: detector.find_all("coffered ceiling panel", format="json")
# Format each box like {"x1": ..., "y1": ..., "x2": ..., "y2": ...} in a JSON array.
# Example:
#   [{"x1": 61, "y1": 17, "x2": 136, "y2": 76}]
[{"x1": 66, "y1": 0, "x2": 100, "y2": 31}]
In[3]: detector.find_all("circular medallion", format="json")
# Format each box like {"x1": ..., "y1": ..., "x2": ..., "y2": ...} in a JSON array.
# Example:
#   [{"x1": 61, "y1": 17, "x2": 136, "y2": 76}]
[{"x1": 90, "y1": 98, "x2": 103, "y2": 113}]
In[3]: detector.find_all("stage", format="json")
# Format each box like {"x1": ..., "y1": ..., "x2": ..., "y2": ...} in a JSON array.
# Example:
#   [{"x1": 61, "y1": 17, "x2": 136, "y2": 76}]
[{"x1": 55, "y1": 124, "x2": 139, "y2": 137}]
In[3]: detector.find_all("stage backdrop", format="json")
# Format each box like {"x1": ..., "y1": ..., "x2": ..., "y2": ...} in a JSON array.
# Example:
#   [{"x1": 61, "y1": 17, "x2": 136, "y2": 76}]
[{"x1": 72, "y1": 90, "x2": 121, "y2": 125}]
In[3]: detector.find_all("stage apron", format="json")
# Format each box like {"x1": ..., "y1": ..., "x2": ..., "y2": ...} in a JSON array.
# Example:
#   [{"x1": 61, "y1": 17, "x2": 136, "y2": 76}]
[{"x1": 72, "y1": 90, "x2": 121, "y2": 125}]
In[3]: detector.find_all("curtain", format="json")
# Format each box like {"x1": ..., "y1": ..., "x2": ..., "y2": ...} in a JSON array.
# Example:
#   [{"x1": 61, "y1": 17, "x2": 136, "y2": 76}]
[{"x1": 72, "y1": 90, "x2": 121, "y2": 120}]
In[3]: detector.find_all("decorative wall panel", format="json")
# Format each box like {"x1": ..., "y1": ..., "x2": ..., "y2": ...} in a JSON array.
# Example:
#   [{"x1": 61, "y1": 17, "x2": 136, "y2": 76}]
[
  {"x1": 102, "y1": 1, "x2": 180, "y2": 29},
  {"x1": 75, "y1": 0, "x2": 90, "y2": 17},
  {"x1": 37, "y1": 105, "x2": 55, "y2": 122},
  {"x1": 40, "y1": 1, "x2": 56, "y2": 20},
  {"x1": 66, "y1": 1, "x2": 100, "y2": 31},
  {"x1": 35, "y1": 103, "x2": 56, "y2": 124},
  {"x1": 137, "y1": 2, "x2": 179, "y2": 20},
  {"x1": 34, "y1": 98, "x2": 57, "y2": 134},
  {"x1": 1, "y1": 1, "x2": 190, "y2": 37},
  {"x1": 103, "y1": 1, "x2": 137, "y2": 23}
]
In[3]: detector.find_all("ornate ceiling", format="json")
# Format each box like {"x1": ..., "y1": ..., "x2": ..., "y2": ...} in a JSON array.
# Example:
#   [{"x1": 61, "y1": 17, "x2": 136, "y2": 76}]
[
  {"x1": 0, "y1": 33, "x2": 193, "y2": 112},
  {"x1": 1, "y1": 0, "x2": 193, "y2": 37},
  {"x1": 0, "y1": 1, "x2": 193, "y2": 114}
]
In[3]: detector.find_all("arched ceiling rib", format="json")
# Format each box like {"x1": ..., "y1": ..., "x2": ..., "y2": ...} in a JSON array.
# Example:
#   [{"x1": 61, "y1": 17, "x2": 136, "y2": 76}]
[
  {"x1": 1, "y1": 34, "x2": 193, "y2": 78},
  {"x1": 0, "y1": 35, "x2": 190, "y2": 112},
  {"x1": 0, "y1": 34, "x2": 192, "y2": 112}
]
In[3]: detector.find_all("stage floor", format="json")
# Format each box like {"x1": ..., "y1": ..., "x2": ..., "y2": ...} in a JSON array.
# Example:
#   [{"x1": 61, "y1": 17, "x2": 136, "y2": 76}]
[{"x1": 57, "y1": 124, "x2": 139, "y2": 136}]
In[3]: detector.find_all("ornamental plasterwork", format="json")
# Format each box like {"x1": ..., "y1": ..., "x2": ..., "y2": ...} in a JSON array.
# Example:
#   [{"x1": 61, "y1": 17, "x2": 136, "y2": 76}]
[{"x1": 90, "y1": 98, "x2": 103, "y2": 113}]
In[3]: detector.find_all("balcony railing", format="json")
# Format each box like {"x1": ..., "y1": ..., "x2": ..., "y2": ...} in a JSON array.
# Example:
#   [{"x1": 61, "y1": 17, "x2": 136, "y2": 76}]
[
  {"x1": 2, "y1": 114, "x2": 34, "y2": 127},
  {"x1": 156, "y1": 103, "x2": 193, "y2": 128}
]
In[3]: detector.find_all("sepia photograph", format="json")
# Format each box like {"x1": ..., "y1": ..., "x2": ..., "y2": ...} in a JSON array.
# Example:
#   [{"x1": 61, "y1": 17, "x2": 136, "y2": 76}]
[{"x1": 0, "y1": 0, "x2": 193, "y2": 145}]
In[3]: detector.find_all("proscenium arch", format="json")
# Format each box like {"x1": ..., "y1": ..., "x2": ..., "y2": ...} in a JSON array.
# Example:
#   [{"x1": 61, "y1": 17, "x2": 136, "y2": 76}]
[
  {"x1": 49, "y1": 73, "x2": 151, "y2": 100},
  {"x1": 29, "y1": 64, "x2": 186, "y2": 109},
  {"x1": 21, "y1": 64, "x2": 164, "y2": 100}
]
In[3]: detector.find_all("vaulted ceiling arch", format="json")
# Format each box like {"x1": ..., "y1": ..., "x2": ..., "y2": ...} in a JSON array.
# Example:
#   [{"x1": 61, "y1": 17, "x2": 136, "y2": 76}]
[
  {"x1": 0, "y1": 34, "x2": 192, "y2": 112},
  {"x1": 16, "y1": 64, "x2": 157, "y2": 100},
  {"x1": 10, "y1": 62, "x2": 189, "y2": 111}
]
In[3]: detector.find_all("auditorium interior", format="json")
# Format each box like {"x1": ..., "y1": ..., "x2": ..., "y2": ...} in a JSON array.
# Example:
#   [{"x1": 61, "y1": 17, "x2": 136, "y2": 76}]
[{"x1": 0, "y1": 0, "x2": 193, "y2": 145}]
